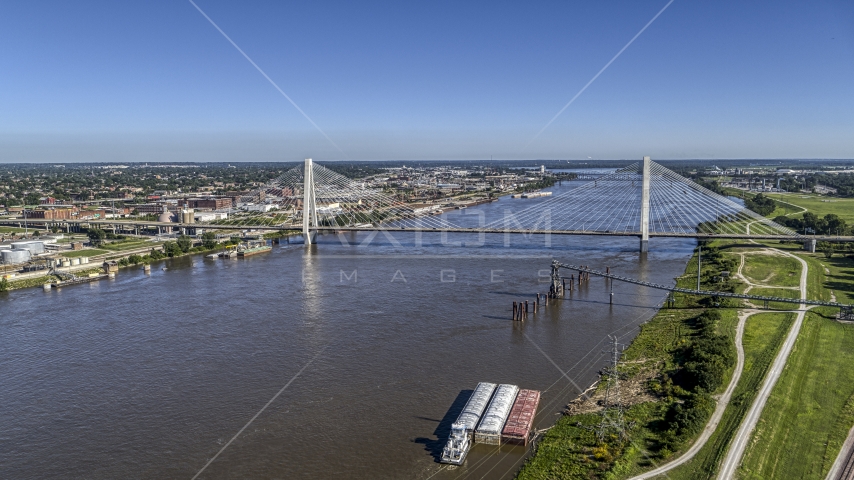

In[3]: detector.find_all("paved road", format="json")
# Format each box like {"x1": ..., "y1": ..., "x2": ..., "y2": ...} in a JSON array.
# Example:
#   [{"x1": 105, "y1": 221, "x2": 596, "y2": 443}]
[{"x1": 717, "y1": 248, "x2": 808, "y2": 478}]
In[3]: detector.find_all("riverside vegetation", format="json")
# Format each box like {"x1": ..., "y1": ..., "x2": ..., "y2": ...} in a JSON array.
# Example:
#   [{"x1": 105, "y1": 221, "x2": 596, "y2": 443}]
[
  {"x1": 517, "y1": 232, "x2": 854, "y2": 479},
  {"x1": 514, "y1": 239, "x2": 833, "y2": 479},
  {"x1": 517, "y1": 241, "x2": 747, "y2": 479}
]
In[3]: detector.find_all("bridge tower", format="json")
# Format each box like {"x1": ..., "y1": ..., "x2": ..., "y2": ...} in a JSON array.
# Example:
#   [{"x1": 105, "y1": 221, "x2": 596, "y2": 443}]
[
  {"x1": 302, "y1": 158, "x2": 318, "y2": 245},
  {"x1": 640, "y1": 156, "x2": 651, "y2": 253}
]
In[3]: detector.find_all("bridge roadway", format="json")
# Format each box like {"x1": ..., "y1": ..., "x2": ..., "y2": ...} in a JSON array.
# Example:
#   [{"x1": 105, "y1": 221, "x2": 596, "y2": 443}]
[
  {"x1": 553, "y1": 261, "x2": 851, "y2": 310},
  {"x1": 4, "y1": 218, "x2": 854, "y2": 242}
]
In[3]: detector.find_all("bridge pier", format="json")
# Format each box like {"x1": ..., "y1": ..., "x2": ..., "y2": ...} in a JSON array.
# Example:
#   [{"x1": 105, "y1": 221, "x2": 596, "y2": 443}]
[
  {"x1": 803, "y1": 238, "x2": 816, "y2": 253},
  {"x1": 640, "y1": 156, "x2": 651, "y2": 253},
  {"x1": 550, "y1": 260, "x2": 564, "y2": 298}
]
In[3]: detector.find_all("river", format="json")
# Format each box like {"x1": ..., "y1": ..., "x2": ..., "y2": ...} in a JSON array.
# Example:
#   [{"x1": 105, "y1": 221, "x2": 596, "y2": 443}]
[{"x1": 0, "y1": 179, "x2": 695, "y2": 479}]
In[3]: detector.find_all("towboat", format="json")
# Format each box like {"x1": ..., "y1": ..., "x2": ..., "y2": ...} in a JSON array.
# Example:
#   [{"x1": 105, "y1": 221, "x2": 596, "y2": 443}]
[{"x1": 440, "y1": 422, "x2": 470, "y2": 465}]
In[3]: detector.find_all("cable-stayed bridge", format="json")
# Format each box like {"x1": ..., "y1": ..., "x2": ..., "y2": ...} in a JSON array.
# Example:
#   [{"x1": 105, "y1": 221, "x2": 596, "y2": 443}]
[
  {"x1": 205, "y1": 156, "x2": 808, "y2": 251},
  {"x1": 8, "y1": 157, "x2": 850, "y2": 251}
]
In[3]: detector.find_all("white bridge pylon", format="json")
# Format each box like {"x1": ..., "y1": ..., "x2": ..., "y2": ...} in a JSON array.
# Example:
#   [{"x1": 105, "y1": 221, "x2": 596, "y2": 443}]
[
  {"x1": 302, "y1": 158, "x2": 319, "y2": 244},
  {"x1": 210, "y1": 157, "x2": 798, "y2": 251}
]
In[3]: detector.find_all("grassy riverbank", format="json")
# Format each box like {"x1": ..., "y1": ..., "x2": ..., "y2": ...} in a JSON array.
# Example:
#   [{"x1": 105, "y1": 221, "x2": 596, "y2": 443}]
[
  {"x1": 737, "y1": 250, "x2": 854, "y2": 478},
  {"x1": 515, "y1": 239, "x2": 814, "y2": 479},
  {"x1": 517, "y1": 241, "x2": 746, "y2": 479},
  {"x1": 658, "y1": 312, "x2": 794, "y2": 479}
]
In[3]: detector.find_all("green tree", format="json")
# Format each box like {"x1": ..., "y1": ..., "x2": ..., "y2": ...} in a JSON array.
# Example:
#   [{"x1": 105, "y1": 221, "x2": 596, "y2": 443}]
[
  {"x1": 201, "y1": 231, "x2": 218, "y2": 249},
  {"x1": 87, "y1": 228, "x2": 106, "y2": 246},
  {"x1": 0, "y1": 277, "x2": 9, "y2": 293},
  {"x1": 824, "y1": 214, "x2": 846, "y2": 236},
  {"x1": 24, "y1": 193, "x2": 41, "y2": 206},
  {"x1": 803, "y1": 212, "x2": 819, "y2": 232},
  {"x1": 744, "y1": 193, "x2": 777, "y2": 216},
  {"x1": 177, "y1": 235, "x2": 192, "y2": 253},
  {"x1": 163, "y1": 241, "x2": 182, "y2": 257}
]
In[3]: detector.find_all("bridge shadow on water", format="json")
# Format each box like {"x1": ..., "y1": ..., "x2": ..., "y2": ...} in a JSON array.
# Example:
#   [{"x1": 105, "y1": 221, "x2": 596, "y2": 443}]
[{"x1": 413, "y1": 389, "x2": 473, "y2": 462}]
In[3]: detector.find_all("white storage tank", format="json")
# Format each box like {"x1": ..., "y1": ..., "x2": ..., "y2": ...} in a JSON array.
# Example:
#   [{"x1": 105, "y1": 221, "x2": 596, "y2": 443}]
[
  {"x1": 182, "y1": 208, "x2": 195, "y2": 224},
  {"x1": 81, "y1": 257, "x2": 89, "y2": 264},
  {"x1": 1, "y1": 249, "x2": 32, "y2": 264},
  {"x1": 11, "y1": 241, "x2": 45, "y2": 255},
  {"x1": 61, "y1": 259, "x2": 71, "y2": 268},
  {"x1": 71, "y1": 258, "x2": 81, "y2": 266}
]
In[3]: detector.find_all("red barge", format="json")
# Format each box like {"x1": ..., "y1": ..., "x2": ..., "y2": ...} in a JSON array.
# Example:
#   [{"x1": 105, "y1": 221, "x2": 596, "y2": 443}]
[{"x1": 501, "y1": 389, "x2": 541, "y2": 445}]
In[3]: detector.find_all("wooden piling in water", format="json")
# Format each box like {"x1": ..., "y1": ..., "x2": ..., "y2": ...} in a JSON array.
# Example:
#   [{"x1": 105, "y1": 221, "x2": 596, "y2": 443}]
[{"x1": 513, "y1": 302, "x2": 517, "y2": 320}]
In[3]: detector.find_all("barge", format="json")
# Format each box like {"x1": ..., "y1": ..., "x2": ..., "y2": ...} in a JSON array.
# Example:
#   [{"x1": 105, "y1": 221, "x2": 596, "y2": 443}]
[
  {"x1": 474, "y1": 384, "x2": 519, "y2": 445},
  {"x1": 440, "y1": 382, "x2": 496, "y2": 465},
  {"x1": 501, "y1": 389, "x2": 541, "y2": 445},
  {"x1": 521, "y1": 191, "x2": 552, "y2": 199},
  {"x1": 237, "y1": 242, "x2": 271, "y2": 257}
]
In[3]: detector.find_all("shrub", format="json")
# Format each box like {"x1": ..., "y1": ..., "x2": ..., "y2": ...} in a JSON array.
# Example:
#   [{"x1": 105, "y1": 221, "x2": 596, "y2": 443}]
[{"x1": 662, "y1": 392, "x2": 715, "y2": 449}]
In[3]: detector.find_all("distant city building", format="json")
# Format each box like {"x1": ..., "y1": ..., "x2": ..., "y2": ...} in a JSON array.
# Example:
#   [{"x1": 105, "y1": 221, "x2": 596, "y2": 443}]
[
  {"x1": 24, "y1": 208, "x2": 73, "y2": 220},
  {"x1": 178, "y1": 198, "x2": 232, "y2": 210}
]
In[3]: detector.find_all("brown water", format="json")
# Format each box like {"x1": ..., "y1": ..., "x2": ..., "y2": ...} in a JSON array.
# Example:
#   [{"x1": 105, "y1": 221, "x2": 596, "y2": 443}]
[{"x1": 0, "y1": 186, "x2": 695, "y2": 479}]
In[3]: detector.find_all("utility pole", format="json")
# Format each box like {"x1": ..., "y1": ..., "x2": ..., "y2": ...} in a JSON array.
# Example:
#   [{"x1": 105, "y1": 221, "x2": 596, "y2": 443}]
[
  {"x1": 597, "y1": 335, "x2": 627, "y2": 443},
  {"x1": 697, "y1": 245, "x2": 702, "y2": 292}
]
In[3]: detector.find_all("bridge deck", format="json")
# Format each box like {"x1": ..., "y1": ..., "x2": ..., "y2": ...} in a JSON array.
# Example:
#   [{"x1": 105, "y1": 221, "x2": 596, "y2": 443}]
[{"x1": 3, "y1": 219, "x2": 853, "y2": 242}]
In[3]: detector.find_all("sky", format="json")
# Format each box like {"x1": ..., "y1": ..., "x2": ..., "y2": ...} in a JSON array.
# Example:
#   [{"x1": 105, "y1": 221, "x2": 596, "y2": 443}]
[{"x1": 1, "y1": 0, "x2": 853, "y2": 162}]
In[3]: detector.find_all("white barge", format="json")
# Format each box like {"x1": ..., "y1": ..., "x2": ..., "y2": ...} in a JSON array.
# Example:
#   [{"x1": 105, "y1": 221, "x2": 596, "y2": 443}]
[
  {"x1": 474, "y1": 384, "x2": 519, "y2": 445},
  {"x1": 440, "y1": 382, "x2": 496, "y2": 465}
]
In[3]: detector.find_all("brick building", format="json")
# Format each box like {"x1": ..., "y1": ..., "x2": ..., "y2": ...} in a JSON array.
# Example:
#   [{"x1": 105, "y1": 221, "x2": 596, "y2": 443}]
[{"x1": 178, "y1": 198, "x2": 232, "y2": 210}]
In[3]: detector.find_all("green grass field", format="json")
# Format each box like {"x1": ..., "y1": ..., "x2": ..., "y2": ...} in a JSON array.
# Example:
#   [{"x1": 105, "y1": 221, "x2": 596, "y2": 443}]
[
  {"x1": 738, "y1": 313, "x2": 854, "y2": 479},
  {"x1": 100, "y1": 240, "x2": 157, "y2": 251},
  {"x1": 62, "y1": 249, "x2": 108, "y2": 258},
  {"x1": 732, "y1": 247, "x2": 854, "y2": 478},
  {"x1": 766, "y1": 193, "x2": 854, "y2": 224},
  {"x1": 769, "y1": 242, "x2": 831, "y2": 302},
  {"x1": 740, "y1": 252, "x2": 802, "y2": 288},
  {"x1": 0, "y1": 226, "x2": 27, "y2": 233},
  {"x1": 661, "y1": 312, "x2": 795, "y2": 480},
  {"x1": 727, "y1": 187, "x2": 854, "y2": 224},
  {"x1": 823, "y1": 252, "x2": 854, "y2": 304}
]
